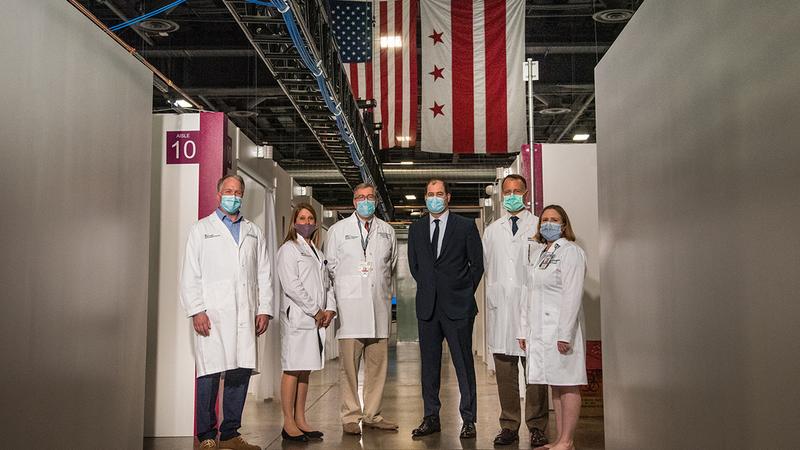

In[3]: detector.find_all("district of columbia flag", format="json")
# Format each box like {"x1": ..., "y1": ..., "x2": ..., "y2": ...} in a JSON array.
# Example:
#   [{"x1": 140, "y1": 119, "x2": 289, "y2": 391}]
[
  {"x1": 420, "y1": 0, "x2": 526, "y2": 153},
  {"x1": 331, "y1": 0, "x2": 418, "y2": 149}
]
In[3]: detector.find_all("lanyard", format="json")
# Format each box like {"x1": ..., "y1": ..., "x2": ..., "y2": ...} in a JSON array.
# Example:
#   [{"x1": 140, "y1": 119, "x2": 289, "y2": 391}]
[
  {"x1": 537, "y1": 243, "x2": 560, "y2": 269},
  {"x1": 357, "y1": 219, "x2": 371, "y2": 259}
]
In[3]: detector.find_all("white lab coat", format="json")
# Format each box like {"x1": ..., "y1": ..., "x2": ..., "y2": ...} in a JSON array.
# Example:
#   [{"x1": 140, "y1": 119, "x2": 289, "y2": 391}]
[
  {"x1": 519, "y1": 238, "x2": 587, "y2": 385},
  {"x1": 482, "y1": 210, "x2": 539, "y2": 356},
  {"x1": 180, "y1": 212, "x2": 274, "y2": 378},
  {"x1": 324, "y1": 213, "x2": 397, "y2": 339},
  {"x1": 276, "y1": 235, "x2": 336, "y2": 371}
]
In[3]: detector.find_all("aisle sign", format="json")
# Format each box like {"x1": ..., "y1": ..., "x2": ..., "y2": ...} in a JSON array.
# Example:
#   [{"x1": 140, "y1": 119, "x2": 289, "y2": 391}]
[{"x1": 166, "y1": 130, "x2": 201, "y2": 164}]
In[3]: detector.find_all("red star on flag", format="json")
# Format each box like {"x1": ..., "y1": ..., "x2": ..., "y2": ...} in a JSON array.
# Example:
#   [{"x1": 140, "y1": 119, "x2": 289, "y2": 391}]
[
  {"x1": 429, "y1": 29, "x2": 444, "y2": 46},
  {"x1": 430, "y1": 101, "x2": 445, "y2": 117},
  {"x1": 429, "y1": 65, "x2": 445, "y2": 81}
]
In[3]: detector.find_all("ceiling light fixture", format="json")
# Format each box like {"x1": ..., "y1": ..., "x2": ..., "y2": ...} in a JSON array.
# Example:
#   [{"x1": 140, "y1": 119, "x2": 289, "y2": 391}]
[
  {"x1": 405, "y1": 194, "x2": 417, "y2": 200},
  {"x1": 592, "y1": 9, "x2": 635, "y2": 24},
  {"x1": 400, "y1": 161, "x2": 414, "y2": 165},
  {"x1": 572, "y1": 133, "x2": 591, "y2": 141},
  {"x1": 410, "y1": 210, "x2": 421, "y2": 216},
  {"x1": 173, "y1": 99, "x2": 193, "y2": 108},
  {"x1": 539, "y1": 107, "x2": 571, "y2": 115}
]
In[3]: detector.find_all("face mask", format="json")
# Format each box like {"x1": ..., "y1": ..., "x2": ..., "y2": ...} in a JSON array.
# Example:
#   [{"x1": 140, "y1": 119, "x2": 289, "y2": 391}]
[
  {"x1": 294, "y1": 223, "x2": 316, "y2": 239},
  {"x1": 356, "y1": 199, "x2": 376, "y2": 217},
  {"x1": 220, "y1": 195, "x2": 242, "y2": 214},
  {"x1": 540, "y1": 222, "x2": 563, "y2": 242},
  {"x1": 502, "y1": 194, "x2": 525, "y2": 212},
  {"x1": 426, "y1": 196, "x2": 446, "y2": 214}
]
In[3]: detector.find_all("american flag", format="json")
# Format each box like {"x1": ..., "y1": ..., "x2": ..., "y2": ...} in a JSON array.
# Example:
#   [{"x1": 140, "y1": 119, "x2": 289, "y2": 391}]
[
  {"x1": 331, "y1": 0, "x2": 418, "y2": 149},
  {"x1": 420, "y1": 0, "x2": 526, "y2": 153}
]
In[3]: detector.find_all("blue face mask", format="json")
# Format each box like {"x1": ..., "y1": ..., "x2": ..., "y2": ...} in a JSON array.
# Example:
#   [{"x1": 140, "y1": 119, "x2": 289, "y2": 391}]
[
  {"x1": 220, "y1": 195, "x2": 242, "y2": 214},
  {"x1": 502, "y1": 194, "x2": 525, "y2": 212},
  {"x1": 356, "y1": 199, "x2": 376, "y2": 217},
  {"x1": 540, "y1": 222, "x2": 563, "y2": 242},
  {"x1": 426, "y1": 196, "x2": 446, "y2": 214}
]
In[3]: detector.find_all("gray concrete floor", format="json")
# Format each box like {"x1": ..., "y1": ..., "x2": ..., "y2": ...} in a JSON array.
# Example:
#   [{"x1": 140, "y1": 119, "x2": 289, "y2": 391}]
[{"x1": 145, "y1": 342, "x2": 604, "y2": 450}]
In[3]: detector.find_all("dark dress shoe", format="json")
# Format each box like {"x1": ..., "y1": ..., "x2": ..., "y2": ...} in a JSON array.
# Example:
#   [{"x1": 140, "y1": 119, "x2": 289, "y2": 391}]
[
  {"x1": 282, "y1": 428, "x2": 310, "y2": 442},
  {"x1": 493, "y1": 428, "x2": 519, "y2": 445},
  {"x1": 411, "y1": 415, "x2": 441, "y2": 437},
  {"x1": 302, "y1": 430, "x2": 323, "y2": 440},
  {"x1": 460, "y1": 422, "x2": 477, "y2": 439},
  {"x1": 530, "y1": 427, "x2": 548, "y2": 447}
]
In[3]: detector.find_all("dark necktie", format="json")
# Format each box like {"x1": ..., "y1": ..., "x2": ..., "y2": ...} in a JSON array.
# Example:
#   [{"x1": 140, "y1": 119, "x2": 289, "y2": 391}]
[
  {"x1": 511, "y1": 216, "x2": 519, "y2": 236},
  {"x1": 431, "y1": 219, "x2": 440, "y2": 258},
  {"x1": 364, "y1": 221, "x2": 370, "y2": 232}
]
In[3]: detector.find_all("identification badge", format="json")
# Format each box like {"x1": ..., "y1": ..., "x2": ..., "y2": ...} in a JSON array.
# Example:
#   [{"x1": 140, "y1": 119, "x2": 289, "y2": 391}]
[
  {"x1": 358, "y1": 261, "x2": 373, "y2": 277},
  {"x1": 538, "y1": 253, "x2": 555, "y2": 269}
]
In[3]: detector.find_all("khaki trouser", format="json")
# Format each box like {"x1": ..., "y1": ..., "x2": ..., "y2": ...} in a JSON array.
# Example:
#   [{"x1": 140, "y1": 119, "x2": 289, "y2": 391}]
[
  {"x1": 493, "y1": 353, "x2": 549, "y2": 431},
  {"x1": 339, "y1": 338, "x2": 389, "y2": 424}
]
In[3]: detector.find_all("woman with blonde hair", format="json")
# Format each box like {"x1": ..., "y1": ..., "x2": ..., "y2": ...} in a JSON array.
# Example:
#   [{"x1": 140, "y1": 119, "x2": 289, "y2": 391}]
[
  {"x1": 518, "y1": 204, "x2": 587, "y2": 450},
  {"x1": 276, "y1": 203, "x2": 336, "y2": 442}
]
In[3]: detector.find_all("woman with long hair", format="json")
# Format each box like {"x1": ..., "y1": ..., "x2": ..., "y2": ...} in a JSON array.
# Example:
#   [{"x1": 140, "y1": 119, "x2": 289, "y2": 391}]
[
  {"x1": 276, "y1": 203, "x2": 336, "y2": 442},
  {"x1": 518, "y1": 205, "x2": 587, "y2": 450}
]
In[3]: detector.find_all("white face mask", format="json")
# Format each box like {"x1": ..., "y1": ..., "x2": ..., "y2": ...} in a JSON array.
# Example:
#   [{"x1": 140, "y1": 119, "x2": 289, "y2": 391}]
[{"x1": 540, "y1": 222, "x2": 562, "y2": 241}]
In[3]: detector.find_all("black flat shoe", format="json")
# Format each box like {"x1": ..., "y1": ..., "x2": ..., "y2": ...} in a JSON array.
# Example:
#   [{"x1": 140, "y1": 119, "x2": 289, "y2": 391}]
[
  {"x1": 493, "y1": 428, "x2": 519, "y2": 445},
  {"x1": 460, "y1": 422, "x2": 476, "y2": 439},
  {"x1": 282, "y1": 428, "x2": 309, "y2": 442},
  {"x1": 302, "y1": 430, "x2": 323, "y2": 440},
  {"x1": 411, "y1": 415, "x2": 441, "y2": 437}
]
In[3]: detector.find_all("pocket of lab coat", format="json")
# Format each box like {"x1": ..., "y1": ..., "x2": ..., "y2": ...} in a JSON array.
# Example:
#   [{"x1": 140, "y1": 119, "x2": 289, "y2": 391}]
[
  {"x1": 204, "y1": 280, "x2": 236, "y2": 311},
  {"x1": 337, "y1": 275, "x2": 363, "y2": 299},
  {"x1": 485, "y1": 283, "x2": 499, "y2": 309},
  {"x1": 287, "y1": 304, "x2": 317, "y2": 330}
]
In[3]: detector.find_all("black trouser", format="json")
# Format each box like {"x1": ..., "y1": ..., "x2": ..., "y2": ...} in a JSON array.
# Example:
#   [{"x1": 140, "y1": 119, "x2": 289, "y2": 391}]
[{"x1": 418, "y1": 303, "x2": 477, "y2": 423}]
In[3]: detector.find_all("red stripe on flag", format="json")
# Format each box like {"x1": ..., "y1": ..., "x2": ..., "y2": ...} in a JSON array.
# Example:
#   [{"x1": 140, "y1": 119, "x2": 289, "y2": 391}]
[
  {"x1": 379, "y1": 2, "x2": 389, "y2": 149},
  {"x1": 409, "y1": 0, "x2": 418, "y2": 147},
  {"x1": 484, "y1": 0, "x2": 508, "y2": 153},
  {"x1": 394, "y1": 0, "x2": 403, "y2": 144},
  {"x1": 451, "y1": 1, "x2": 474, "y2": 153},
  {"x1": 365, "y1": 61, "x2": 373, "y2": 106},
  {"x1": 349, "y1": 63, "x2": 360, "y2": 98}
]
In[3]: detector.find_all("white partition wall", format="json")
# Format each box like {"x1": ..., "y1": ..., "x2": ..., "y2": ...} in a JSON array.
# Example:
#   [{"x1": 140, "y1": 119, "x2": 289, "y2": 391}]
[
  {"x1": 146, "y1": 112, "x2": 229, "y2": 436},
  {"x1": 596, "y1": 1, "x2": 800, "y2": 448},
  {"x1": 540, "y1": 144, "x2": 601, "y2": 340},
  {"x1": 0, "y1": 1, "x2": 152, "y2": 447}
]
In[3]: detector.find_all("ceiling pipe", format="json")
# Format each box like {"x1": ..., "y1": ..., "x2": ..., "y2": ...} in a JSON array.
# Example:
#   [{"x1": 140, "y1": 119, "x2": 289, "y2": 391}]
[
  {"x1": 67, "y1": 0, "x2": 202, "y2": 110},
  {"x1": 554, "y1": 93, "x2": 595, "y2": 142},
  {"x1": 98, "y1": 0, "x2": 154, "y2": 46}
]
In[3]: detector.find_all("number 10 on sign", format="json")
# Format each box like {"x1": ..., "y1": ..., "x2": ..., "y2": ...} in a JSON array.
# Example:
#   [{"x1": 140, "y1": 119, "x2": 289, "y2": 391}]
[{"x1": 166, "y1": 130, "x2": 201, "y2": 164}]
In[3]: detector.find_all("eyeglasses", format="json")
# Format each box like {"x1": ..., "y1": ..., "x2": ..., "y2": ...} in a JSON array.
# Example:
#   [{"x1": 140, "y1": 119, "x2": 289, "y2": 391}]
[
  {"x1": 354, "y1": 195, "x2": 377, "y2": 201},
  {"x1": 425, "y1": 192, "x2": 447, "y2": 198},
  {"x1": 221, "y1": 189, "x2": 243, "y2": 196}
]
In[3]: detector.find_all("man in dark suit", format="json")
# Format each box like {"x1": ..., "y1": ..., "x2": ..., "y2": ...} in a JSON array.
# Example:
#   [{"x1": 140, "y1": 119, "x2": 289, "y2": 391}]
[{"x1": 408, "y1": 178, "x2": 484, "y2": 439}]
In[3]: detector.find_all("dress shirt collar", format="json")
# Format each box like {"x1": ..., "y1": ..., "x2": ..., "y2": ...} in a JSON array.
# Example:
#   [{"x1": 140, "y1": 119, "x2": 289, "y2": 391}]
[{"x1": 429, "y1": 209, "x2": 450, "y2": 225}]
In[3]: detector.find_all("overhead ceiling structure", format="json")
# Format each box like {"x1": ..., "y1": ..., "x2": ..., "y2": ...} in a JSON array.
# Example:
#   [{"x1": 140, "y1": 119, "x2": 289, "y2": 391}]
[{"x1": 76, "y1": 0, "x2": 640, "y2": 221}]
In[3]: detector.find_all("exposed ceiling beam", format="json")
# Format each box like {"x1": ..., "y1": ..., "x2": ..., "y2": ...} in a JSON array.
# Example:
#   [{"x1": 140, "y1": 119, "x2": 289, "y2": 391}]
[
  {"x1": 527, "y1": 44, "x2": 610, "y2": 54},
  {"x1": 180, "y1": 87, "x2": 285, "y2": 97}
]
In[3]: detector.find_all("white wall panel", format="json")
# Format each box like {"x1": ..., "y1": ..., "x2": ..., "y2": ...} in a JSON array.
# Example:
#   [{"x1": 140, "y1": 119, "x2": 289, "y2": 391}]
[
  {"x1": 596, "y1": 1, "x2": 800, "y2": 447},
  {"x1": 0, "y1": 1, "x2": 152, "y2": 447}
]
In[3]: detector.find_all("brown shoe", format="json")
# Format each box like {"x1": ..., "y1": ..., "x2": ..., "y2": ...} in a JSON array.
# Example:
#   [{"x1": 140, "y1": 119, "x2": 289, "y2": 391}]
[
  {"x1": 343, "y1": 422, "x2": 362, "y2": 435},
  {"x1": 363, "y1": 417, "x2": 399, "y2": 431},
  {"x1": 199, "y1": 439, "x2": 218, "y2": 449},
  {"x1": 218, "y1": 435, "x2": 261, "y2": 450}
]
